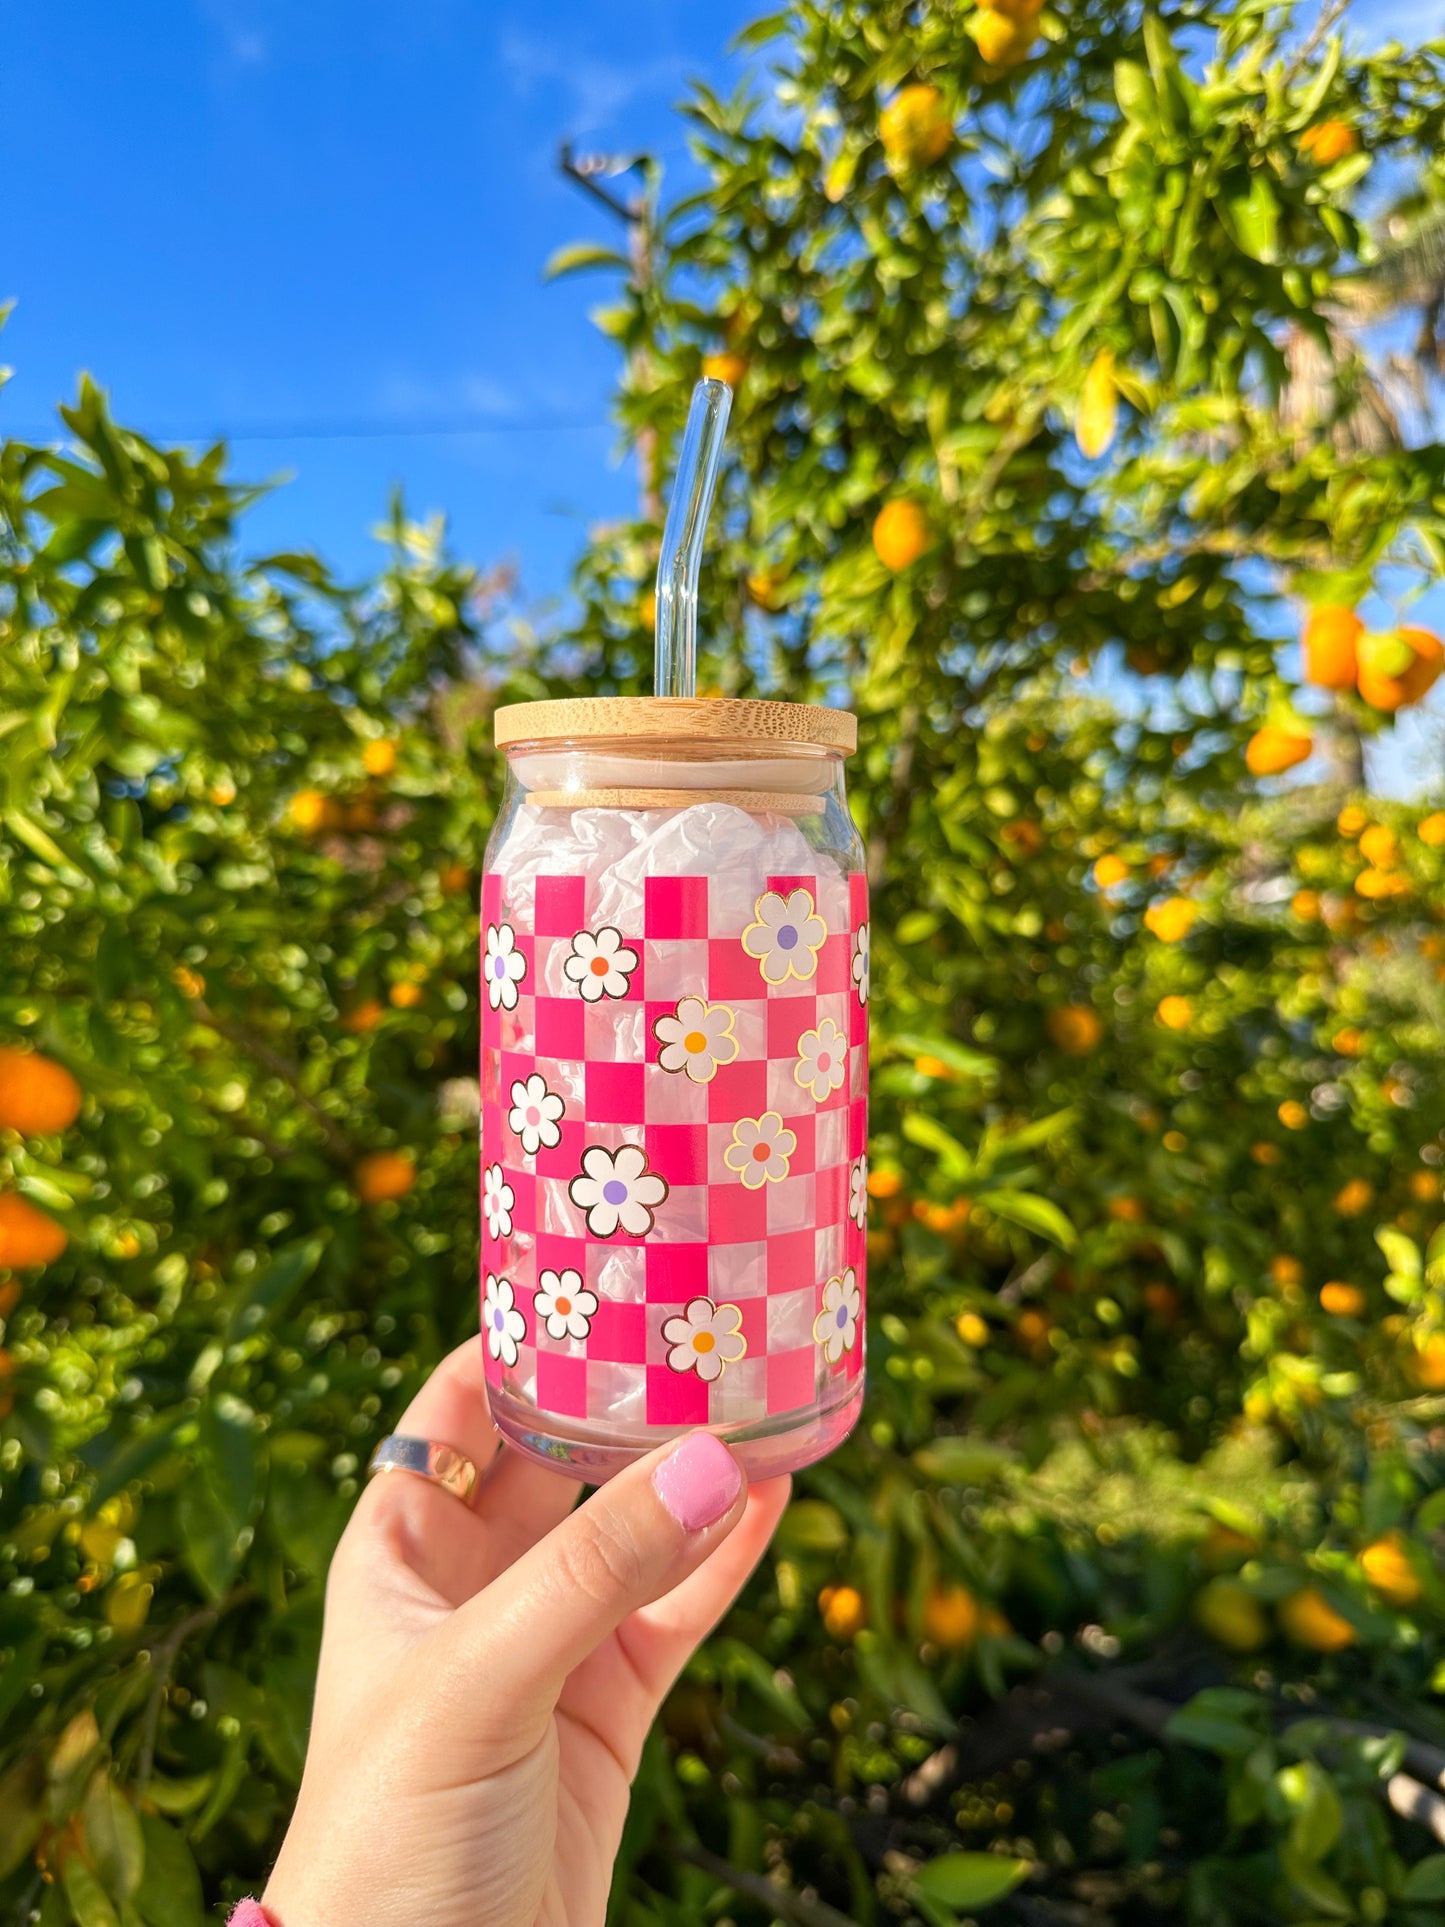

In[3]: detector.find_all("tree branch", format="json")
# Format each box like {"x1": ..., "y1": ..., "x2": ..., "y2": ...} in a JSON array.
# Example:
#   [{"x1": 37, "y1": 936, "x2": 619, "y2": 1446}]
[{"x1": 674, "y1": 1841, "x2": 861, "y2": 1927}]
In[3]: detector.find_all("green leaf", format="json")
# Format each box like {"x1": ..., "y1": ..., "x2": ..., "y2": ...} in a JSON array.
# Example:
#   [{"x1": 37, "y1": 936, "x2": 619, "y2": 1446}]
[
  {"x1": 1274, "y1": 1761, "x2": 1343, "y2": 1863},
  {"x1": 228, "y1": 1232, "x2": 326, "y2": 1336},
  {"x1": 542, "y1": 242, "x2": 632, "y2": 282},
  {"x1": 776, "y1": 1499, "x2": 849, "y2": 1553},
  {"x1": 134, "y1": 1815, "x2": 205, "y2": 1927},
  {"x1": 975, "y1": 1189, "x2": 1077, "y2": 1250},
  {"x1": 1376, "y1": 1227, "x2": 1421, "y2": 1280},
  {"x1": 912, "y1": 1438, "x2": 1015, "y2": 1484},
  {"x1": 1115, "y1": 60, "x2": 1156, "y2": 125},
  {"x1": 1167, "y1": 1706, "x2": 1261, "y2": 1757},
  {"x1": 0, "y1": 1753, "x2": 45, "y2": 1880},
  {"x1": 912, "y1": 1853, "x2": 1032, "y2": 1910},
  {"x1": 1218, "y1": 174, "x2": 1280, "y2": 264},
  {"x1": 62, "y1": 1858, "x2": 121, "y2": 1927},
  {"x1": 82, "y1": 1772, "x2": 145, "y2": 1901},
  {"x1": 902, "y1": 1111, "x2": 972, "y2": 1178},
  {"x1": 1402, "y1": 1856, "x2": 1445, "y2": 1902}
]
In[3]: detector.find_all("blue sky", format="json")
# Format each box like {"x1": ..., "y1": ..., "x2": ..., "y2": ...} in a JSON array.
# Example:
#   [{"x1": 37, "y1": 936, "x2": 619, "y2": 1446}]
[
  {"x1": 2, "y1": 0, "x2": 755, "y2": 599},
  {"x1": 4, "y1": 0, "x2": 1442, "y2": 788}
]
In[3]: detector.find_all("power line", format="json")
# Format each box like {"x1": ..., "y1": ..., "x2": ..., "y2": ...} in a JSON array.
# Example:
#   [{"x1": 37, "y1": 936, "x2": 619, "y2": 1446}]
[{"x1": 0, "y1": 410, "x2": 609, "y2": 446}]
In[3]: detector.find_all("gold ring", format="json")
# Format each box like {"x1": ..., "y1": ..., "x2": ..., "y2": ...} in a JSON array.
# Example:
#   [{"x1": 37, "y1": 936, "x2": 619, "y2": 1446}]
[{"x1": 368, "y1": 1434, "x2": 478, "y2": 1503}]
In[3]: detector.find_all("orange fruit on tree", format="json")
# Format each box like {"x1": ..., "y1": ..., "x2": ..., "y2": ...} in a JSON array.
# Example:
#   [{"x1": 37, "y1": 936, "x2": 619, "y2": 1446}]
[
  {"x1": 1355, "y1": 867, "x2": 1410, "y2": 900},
  {"x1": 819, "y1": 1584, "x2": 866, "y2": 1640},
  {"x1": 1156, "y1": 995, "x2": 1193, "y2": 1031},
  {"x1": 362, "y1": 739, "x2": 397, "y2": 778},
  {"x1": 1303, "y1": 605, "x2": 1363, "y2": 689},
  {"x1": 1046, "y1": 1005, "x2": 1103, "y2": 1054},
  {"x1": 970, "y1": 9, "x2": 1039, "y2": 65},
  {"x1": 956, "y1": 1311, "x2": 990, "y2": 1347},
  {"x1": 1278, "y1": 1585, "x2": 1357, "y2": 1651},
  {"x1": 1299, "y1": 120, "x2": 1360, "y2": 164},
  {"x1": 1413, "y1": 1334, "x2": 1445, "y2": 1390},
  {"x1": 1410, "y1": 1170, "x2": 1440, "y2": 1203},
  {"x1": 1092, "y1": 854, "x2": 1129, "y2": 889},
  {"x1": 1251, "y1": 1141, "x2": 1282, "y2": 1166},
  {"x1": 1246, "y1": 726, "x2": 1312, "y2": 776},
  {"x1": 288, "y1": 788, "x2": 341, "y2": 833},
  {"x1": 978, "y1": 0, "x2": 1045, "y2": 17},
  {"x1": 1200, "y1": 1522, "x2": 1258, "y2": 1569},
  {"x1": 0, "y1": 1049, "x2": 82, "y2": 1136},
  {"x1": 1291, "y1": 889, "x2": 1321, "y2": 921},
  {"x1": 1337, "y1": 804, "x2": 1368, "y2": 837},
  {"x1": 745, "y1": 569, "x2": 788, "y2": 612},
  {"x1": 878, "y1": 84, "x2": 954, "y2": 169},
  {"x1": 1358, "y1": 824, "x2": 1398, "y2": 868},
  {"x1": 1271, "y1": 1255, "x2": 1304, "y2": 1287},
  {"x1": 1332, "y1": 1177, "x2": 1374, "y2": 1217},
  {"x1": 872, "y1": 499, "x2": 931, "y2": 571},
  {"x1": 1320, "y1": 1282, "x2": 1366, "y2": 1317},
  {"x1": 0, "y1": 1192, "x2": 68, "y2": 1267},
  {"x1": 1277, "y1": 1101, "x2": 1309, "y2": 1130},
  {"x1": 1332, "y1": 1027, "x2": 1365, "y2": 1056},
  {"x1": 701, "y1": 351, "x2": 748, "y2": 389},
  {"x1": 1359, "y1": 1530, "x2": 1422, "y2": 1607},
  {"x1": 342, "y1": 999, "x2": 385, "y2": 1034},
  {"x1": 1143, "y1": 897, "x2": 1198, "y2": 943},
  {"x1": 1107, "y1": 1196, "x2": 1146, "y2": 1223},
  {"x1": 866, "y1": 1168, "x2": 903, "y2": 1200},
  {"x1": 389, "y1": 982, "x2": 426, "y2": 1010},
  {"x1": 1015, "y1": 1308, "x2": 1052, "y2": 1355},
  {"x1": 1357, "y1": 627, "x2": 1444, "y2": 711},
  {"x1": 1418, "y1": 812, "x2": 1445, "y2": 846},
  {"x1": 1194, "y1": 1577, "x2": 1268, "y2": 1652},
  {"x1": 1143, "y1": 1281, "x2": 1180, "y2": 1321},
  {"x1": 923, "y1": 1582, "x2": 979, "y2": 1650},
  {"x1": 354, "y1": 1151, "x2": 416, "y2": 1205}
]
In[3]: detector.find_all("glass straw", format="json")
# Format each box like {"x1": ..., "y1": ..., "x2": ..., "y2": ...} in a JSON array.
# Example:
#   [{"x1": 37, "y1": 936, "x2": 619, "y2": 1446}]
[{"x1": 654, "y1": 376, "x2": 732, "y2": 699}]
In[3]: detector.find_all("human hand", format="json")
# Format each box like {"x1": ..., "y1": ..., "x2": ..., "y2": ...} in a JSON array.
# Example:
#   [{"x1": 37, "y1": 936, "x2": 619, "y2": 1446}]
[{"x1": 261, "y1": 1339, "x2": 790, "y2": 1927}]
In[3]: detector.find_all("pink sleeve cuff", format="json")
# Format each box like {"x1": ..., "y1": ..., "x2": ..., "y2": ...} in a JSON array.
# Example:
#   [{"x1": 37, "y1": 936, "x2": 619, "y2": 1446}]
[{"x1": 229, "y1": 1904, "x2": 274, "y2": 1927}]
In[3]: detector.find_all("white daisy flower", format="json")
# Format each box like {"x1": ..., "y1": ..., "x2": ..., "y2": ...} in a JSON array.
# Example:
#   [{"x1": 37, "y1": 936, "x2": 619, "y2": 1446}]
[
  {"x1": 813, "y1": 1268, "x2": 861, "y2": 1362},
  {"x1": 563, "y1": 926, "x2": 640, "y2": 1003},
  {"x1": 741, "y1": 887, "x2": 827, "y2": 986},
  {"x1": 724, "y1": 1111, "x2": 797, "y2": 1189},
  {"x1": 483, "y1": 1273, "x2": 527, "y2": 1367},
  {"x1": 507, "y1": 1072, "x2": 564, "y2": 1155},
  {"x1": 795, "y1": 1018, "x2": 848, "y2": 1103},
  {"x1": 852, "y1": 922, "x2": 871, "y2": 1005},
  {"x1": 569, "y1": 1142, "x2": 668, "y2": 1238},
  {"x1": 849, "y1": 1157, "x2": 868, "y2": 1228},
  {"x1": 654, "y1": 996, "x2": 739, "y2": 1084},
  {"x1": 483, "y1": 922, "x2": 527, "y2": 1011},
  {"x1": 482, "y1": 1163, "x2": 515, "y2": 1241},
  {"x1": 662, "y1": 1296, "x2": 747, "y2": 1382},
  {"x1": 533, "y1": 1268, "x2": 598, "y2": 1342}
]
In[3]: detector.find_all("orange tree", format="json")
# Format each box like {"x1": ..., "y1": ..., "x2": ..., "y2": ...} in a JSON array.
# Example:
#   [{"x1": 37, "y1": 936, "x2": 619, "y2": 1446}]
[{"x1": 8, "y1": 2, "x2": 1445, "y2": 1924}]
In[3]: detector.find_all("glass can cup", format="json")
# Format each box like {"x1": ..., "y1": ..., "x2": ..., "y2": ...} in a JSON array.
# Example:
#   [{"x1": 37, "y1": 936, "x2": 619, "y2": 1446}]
[{"x1": 480, "y1": 696, "x2": 869, "y2": 1480}]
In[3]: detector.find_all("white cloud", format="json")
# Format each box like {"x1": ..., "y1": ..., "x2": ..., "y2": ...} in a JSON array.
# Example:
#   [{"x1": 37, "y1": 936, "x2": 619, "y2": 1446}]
[
  {"x1": 499, "y1": 26, "x2": 684, "y2": 137},
  {"x1": 199, "y1": 0, "x2": 267, "y2": 66}
]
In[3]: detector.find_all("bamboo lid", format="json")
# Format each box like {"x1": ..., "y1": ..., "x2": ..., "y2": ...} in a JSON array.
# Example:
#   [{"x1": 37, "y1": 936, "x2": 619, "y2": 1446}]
[{"x1": 493, "y1": 696, "x2": 857, "y2": 755}]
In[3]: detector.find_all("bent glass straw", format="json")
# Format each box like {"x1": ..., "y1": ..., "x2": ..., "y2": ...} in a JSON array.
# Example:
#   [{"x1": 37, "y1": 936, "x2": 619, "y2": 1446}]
[{"x1": 654, "y1": 376, "x2": 733, "y2": 699}]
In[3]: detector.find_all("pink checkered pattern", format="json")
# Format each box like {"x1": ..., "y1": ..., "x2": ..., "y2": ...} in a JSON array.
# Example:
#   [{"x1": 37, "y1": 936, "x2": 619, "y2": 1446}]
[{"x1": 480, "y1": 865, "x2": 869, "y2": 1427}]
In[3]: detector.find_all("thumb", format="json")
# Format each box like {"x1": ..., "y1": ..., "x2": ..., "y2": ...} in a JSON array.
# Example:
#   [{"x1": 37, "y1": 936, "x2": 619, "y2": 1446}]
[{"x1": 435, "y1": 1431, "x2": 746, "y2": 1757}]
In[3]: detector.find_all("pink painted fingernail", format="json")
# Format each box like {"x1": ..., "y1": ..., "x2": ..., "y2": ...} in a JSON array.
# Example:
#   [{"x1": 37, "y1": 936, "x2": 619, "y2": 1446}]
[{"x1": 653, "y1": 1433, "x2": 743, "y2": 1531}]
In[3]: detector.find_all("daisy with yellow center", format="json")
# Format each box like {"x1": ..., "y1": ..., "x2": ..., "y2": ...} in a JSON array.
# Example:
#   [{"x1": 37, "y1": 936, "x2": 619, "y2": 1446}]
[{"x1": 654, "y1": 996, "x2": 739, "y2": 1084}]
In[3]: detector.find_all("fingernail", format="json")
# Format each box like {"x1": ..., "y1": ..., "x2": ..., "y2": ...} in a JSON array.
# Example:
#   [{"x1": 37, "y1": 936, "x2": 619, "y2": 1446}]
[{"x1": 652, "y1": 1432, "x2": 743, "y2": 1531}]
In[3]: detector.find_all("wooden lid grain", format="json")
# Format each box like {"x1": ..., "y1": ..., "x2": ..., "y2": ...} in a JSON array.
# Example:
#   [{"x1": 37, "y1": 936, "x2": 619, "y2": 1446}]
[{"x1": 493, "y1": 696, "x2": 857, "y2": 755}]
